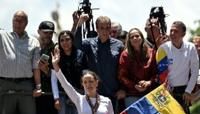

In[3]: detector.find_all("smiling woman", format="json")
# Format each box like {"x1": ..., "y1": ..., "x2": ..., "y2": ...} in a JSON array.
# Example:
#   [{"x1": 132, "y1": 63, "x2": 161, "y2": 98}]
[
  {"x1": 118, "y1": 27, "x2": 158, "y2": 108},
  {"x1": 51, "y1": 44, "x2": 114, "y2": 114},
  {"x1": 81, "y1": 70, "x2": 99, "y2": 97}
]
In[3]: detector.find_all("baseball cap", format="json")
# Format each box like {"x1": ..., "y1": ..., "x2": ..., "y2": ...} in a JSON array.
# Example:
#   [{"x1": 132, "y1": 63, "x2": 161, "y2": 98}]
[{"x1": 39, "y1": 21, "x2": 55, "y2": 32}]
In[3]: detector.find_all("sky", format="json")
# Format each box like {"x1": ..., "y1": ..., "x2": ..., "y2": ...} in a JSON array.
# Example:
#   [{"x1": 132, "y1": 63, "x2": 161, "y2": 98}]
[{"x1": 0, "y1": 0, "x2": 200, "y2": 40}]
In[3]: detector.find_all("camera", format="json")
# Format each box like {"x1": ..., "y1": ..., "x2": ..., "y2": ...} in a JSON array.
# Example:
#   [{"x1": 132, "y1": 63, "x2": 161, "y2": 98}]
[
  {"x1": 78, "y1": 0, "x2": 92, "y2": 19},
  {"x1": 149, "y1": 6, "x2": 167, "y2": 35},
  {"x1": 77, "y1": 0, "x2": 98, "y2": 38}
]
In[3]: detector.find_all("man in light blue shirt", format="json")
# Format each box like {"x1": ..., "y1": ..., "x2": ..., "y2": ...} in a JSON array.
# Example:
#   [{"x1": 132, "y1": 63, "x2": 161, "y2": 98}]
[{"x1": 0, "y1": 10, "x2": 40, "y2": 114}]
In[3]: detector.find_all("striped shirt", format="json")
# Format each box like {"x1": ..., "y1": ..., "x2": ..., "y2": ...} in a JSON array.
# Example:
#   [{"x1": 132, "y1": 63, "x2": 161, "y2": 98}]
[{"x1": 0, "y1": 30, "x2": 40, "y2": 78}]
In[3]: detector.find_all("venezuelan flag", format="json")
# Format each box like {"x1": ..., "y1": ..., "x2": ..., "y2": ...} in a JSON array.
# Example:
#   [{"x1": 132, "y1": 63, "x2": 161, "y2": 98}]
[
  {"x1": 156, "y1": 47, "x2": 169, "y2": 83},
  {"x1": 120, "y1": 84, "x2": 185, "y2": 114}
]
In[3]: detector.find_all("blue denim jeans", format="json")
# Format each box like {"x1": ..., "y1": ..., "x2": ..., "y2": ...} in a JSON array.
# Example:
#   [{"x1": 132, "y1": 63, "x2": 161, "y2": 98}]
[
  {"x1": 58, "y1": 95, "x2": 78, "y2": 114},
  {"x1": 125, "y1": 96, "x2": 141, "y2": 108}
]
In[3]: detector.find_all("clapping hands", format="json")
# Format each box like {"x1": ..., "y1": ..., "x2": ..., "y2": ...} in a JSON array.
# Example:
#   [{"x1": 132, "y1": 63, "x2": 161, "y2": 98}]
[{"x1": 135, "y1": 80, "x2": 151, "y2": 92}]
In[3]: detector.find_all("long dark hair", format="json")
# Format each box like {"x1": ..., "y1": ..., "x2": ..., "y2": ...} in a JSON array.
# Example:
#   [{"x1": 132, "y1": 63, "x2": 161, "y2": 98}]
[
  {"x1": 58, "y1": 30, "x2": 74, "y2": 56},
  {"x1": 126, "y1": 28, "x2": 148, "y2": 61}
]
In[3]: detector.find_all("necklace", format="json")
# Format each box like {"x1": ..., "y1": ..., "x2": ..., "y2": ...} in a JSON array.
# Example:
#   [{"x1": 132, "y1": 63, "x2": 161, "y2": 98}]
[{"x1": 86, "y1": 94, "x2": 100, "y2": 114}]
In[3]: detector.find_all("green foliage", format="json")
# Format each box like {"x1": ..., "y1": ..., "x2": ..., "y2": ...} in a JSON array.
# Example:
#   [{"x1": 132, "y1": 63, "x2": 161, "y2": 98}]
[
  {"x1": 190, "y1": 100, "x2": 200, "y2": 114},
  {"x1": 190, "y1": 28, "x2": 200, "y2": 36},
  {"x1": 189, "y1": 20, "x2": 200, "y2": 41}
]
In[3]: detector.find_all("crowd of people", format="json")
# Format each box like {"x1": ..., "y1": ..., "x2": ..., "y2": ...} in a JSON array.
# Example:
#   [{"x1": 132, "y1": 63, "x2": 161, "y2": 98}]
[{"x1": 0, "y1": 9, "x2": 199, "y2": 114}]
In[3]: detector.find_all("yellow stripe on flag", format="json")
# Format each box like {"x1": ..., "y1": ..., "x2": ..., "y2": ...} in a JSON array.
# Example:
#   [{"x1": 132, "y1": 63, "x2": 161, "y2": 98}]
[
  {"x1": 145, "y1": 84, "x2": 186, "y2": 114},
  {"x1": 156, "y1": 48, "x2": 167, "y2": 63}
]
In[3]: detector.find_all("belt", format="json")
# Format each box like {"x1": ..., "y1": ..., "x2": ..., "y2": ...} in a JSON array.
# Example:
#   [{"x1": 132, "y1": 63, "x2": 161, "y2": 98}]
[
  {"x1": 172, "y1": 85, "x2": 187, "y2": 95},
  {"x1": 173, "y1": 85, "x2": 187, "y2": 90},
  {"x1": 0, "y1": 77, "x2": 32, "y2": 82}
]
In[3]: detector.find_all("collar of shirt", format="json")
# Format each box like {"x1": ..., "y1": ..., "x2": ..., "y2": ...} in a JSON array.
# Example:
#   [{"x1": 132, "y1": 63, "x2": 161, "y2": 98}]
[
  {"x1": 11, "y1": 31, "x2": 28, "y2": 39},
  {"x1": 97, "y1": 37, "x2": 110, "y2": 45}
]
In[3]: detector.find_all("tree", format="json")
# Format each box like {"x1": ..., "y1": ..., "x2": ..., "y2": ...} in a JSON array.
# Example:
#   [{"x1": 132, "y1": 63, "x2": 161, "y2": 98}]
[{"x1": 189, "y1": 20, "x2": 200, "y2": 41}]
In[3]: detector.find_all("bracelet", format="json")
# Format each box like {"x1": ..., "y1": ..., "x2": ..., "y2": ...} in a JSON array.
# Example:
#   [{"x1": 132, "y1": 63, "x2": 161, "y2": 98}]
[{"x1": 36, "y1": 84, "x2": 41, "y2": 90}]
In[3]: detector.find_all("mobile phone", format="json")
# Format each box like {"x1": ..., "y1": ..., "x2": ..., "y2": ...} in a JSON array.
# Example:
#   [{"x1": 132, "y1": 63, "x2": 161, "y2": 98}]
[{"x1": 40, "y1": 54, "x2": 50, "y2": 62}]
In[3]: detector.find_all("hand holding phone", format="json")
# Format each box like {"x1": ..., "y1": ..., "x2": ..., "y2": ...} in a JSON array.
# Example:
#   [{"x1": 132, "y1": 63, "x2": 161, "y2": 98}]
[
  {"x1": 40, "y1": 54, "x2": 50, "y2": 62},
  {"x1": 39, "y1": 54, "x2": 50, "y2": 73}
]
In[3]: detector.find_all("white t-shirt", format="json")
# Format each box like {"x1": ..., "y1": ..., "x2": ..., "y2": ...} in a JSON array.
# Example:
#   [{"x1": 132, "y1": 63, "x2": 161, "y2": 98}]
[{"x1": 158, "y1": 41, "x2": 199, "y2": 93}]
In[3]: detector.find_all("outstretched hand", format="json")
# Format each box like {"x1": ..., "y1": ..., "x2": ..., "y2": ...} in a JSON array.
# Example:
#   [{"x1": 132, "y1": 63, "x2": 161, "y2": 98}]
[
  {"x1": 38, "y1": 59, "x2": 49, "y2": 75},
  {"x1": 155, "y1": 34, "x2": 169, "y2": 48},
  {"x1": 77, "y1": 13, "x2": 89, "y2": 27},
  {"x1": 72, "y1": 11, "x2": 80, "y2": 25},
  {"x1": 51, "y1": 47, "x2": 60, "y2": 72}
]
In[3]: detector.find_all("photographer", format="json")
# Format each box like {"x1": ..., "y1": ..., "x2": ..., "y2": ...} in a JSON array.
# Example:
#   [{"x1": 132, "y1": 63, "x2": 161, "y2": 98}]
[
  {"x1": 144, "y1": 7, "x2": 169, "y2": 98},
  {"x1": 71, "y1": 0, "x2": 97, "y2": 40},
  {"x1": 145, "y1": 7, "x2": 169, "y2": 50},
  {"x1": 71, "y1": 11, "x2": 90, "y2": 48}
]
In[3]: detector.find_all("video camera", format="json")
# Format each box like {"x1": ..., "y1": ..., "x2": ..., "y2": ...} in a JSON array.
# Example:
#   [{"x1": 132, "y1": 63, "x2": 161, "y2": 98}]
[
  {"x1": 77, "y1": 0, "x2": 98, "y2": 38},
  {"x1": 149, "y1": 6, "x2": 167, "y2": 35},
  {"x1": 78, "y1": 0, "x2": 93, "y2": 20}
]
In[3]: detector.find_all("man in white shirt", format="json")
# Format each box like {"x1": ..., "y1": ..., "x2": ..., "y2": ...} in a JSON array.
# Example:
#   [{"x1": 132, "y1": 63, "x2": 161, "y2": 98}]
[{"x1": 157, "y1": 21, "x2": 199, "y2": 114}]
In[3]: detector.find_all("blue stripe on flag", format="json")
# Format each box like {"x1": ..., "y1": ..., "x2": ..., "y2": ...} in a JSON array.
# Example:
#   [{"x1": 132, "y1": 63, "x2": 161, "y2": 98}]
[
  {"x1": 124, "y1": 97, "x2": 160, "y2": 114},
  {"x1": 157, "y1": 56, "x2": 168, "y2": 75}
]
